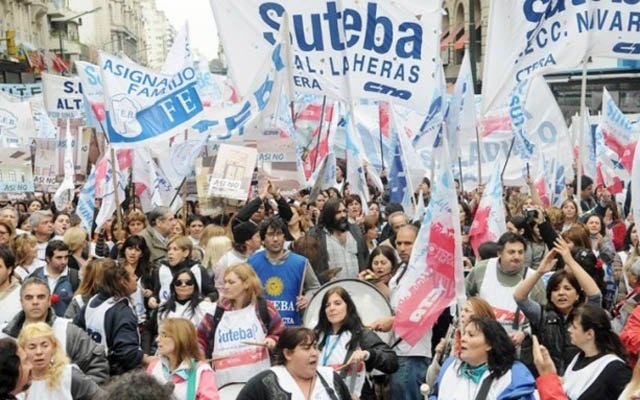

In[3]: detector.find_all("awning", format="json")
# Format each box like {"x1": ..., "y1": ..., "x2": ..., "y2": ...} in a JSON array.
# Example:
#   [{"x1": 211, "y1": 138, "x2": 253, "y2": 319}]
[
  {"x1": 440, "y1": 29, "x2": 452, "y2": 51},
  {"x1": 454, "y1": 31, "x2": 467, "y2": 50}
]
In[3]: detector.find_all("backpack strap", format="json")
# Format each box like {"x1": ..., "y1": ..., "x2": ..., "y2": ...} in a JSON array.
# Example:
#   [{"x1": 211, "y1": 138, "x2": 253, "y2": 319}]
[
  {"x1": 316, "y1": 371, "x2": 339, "y2": 400},
  {"x1": 68, "y1": 268, "x2": 80, "y2": 292},
  {"x1": 186, "y1": 361, "x2": 198, "y2": 400},
  {"x1": 207, "y1": 306, "x2": 226, "y2": 357},
  {"x1": 474, "y1": 373, "x2": 496, "y2": 400}
]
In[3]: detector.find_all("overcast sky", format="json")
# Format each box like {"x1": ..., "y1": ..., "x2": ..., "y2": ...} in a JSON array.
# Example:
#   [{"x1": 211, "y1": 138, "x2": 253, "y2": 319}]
[{"x1": 155, "y1": 0, "x2": 220, "y2": 61}]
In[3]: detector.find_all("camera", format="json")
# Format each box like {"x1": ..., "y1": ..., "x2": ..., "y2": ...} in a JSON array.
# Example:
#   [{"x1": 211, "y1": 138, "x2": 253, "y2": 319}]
[{"x1": 525, "y1": 208, "x2": 538, "y2": 221}]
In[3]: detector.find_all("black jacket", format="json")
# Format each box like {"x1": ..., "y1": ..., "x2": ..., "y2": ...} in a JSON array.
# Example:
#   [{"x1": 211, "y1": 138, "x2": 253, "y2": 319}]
[{"x1": 532, "y1": 307, "x2": 579, "y2": 376}]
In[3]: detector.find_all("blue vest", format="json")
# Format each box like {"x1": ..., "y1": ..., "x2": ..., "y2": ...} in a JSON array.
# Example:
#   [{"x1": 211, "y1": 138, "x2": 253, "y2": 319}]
[{"x1": 248, "y1": 251, "x2": 306, "y2": 326}]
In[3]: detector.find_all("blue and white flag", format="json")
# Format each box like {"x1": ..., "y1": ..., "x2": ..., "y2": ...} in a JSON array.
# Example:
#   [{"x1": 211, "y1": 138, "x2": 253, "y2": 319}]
[
  {"x1": 77, "y1": 166, "x2": 96, "y2": 234},
  {"x1": 75, "y1": 60, "x2": 106, "y2": 124},
  {"x1": 446, "y1": 51, "x2": 476, "y2": 162},
  {"x1": 133, "y1": 148, "x2": 182, "y2": 212},
  {"x1": 482, "y1": 1, "x2": 640, "y2": 113},
  {"x1": 42, "y1": 73, "x2": 84, "y2": 119},
  {"x1": 344, "y1": 110, "x2": 371, "y2": 212},
  {"x1": 100, "y1": 51, "x2": 204, "y2": 147},
  {"x1": 211, "y1": 0, "x2": 442, "y2": 111},
  {"x1": 95, "y1": 150, "x2": 127, "y2": 229},
  {"x1": 508, "y1": 79, "x2": 535, "y2": 161}
]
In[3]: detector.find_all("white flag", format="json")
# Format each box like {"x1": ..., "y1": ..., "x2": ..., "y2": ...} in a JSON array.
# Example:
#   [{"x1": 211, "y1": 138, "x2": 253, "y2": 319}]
[{"x1": 53, "y1": 120, "x2": 75, "y2": 211}]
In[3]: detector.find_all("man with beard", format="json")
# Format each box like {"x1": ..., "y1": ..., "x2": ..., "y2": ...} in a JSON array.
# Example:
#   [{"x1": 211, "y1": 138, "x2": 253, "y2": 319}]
[
  {"x1": 307, "y1": 198, "x2": 368, "y2": 282},
  {"x1": 248, "y1": 217, "x2": 320, "y2": 326}
]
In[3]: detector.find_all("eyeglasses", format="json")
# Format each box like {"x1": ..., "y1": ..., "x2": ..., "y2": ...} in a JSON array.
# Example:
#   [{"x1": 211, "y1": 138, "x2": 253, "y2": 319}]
[{"x1": 175, "y1": 279, "x2": 195, "y2": 287}]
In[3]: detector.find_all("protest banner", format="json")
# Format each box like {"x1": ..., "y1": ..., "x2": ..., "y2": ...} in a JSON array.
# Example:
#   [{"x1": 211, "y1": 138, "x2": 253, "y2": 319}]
[
  {"x1": 42, "y1": 73, "x2": 84, "y2": 119},
  {"x1": 211, "y1": 0, "x2": 441, "y2": 111},
  {"x1": 75, "y1": 61, "x2": 106, "y2": 123},
  {"x1": 0, "y1": 83, "x2": 43, "y2": 99},
  {"x1": 0, "y1": 147, "x2": 35, "y2": 193},
  {"x1": 0, "y1": 91, "x2": 37, "y2": 146},
  {"x1": 208, "y1": 143, "x2": 258, "y2": 200},
  {"x1": 482, "y1": 1, "x2": 640, "y2": 113}
]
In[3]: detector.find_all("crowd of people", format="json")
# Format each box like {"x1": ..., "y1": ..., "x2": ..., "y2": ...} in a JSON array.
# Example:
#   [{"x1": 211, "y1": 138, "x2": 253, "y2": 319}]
[{"x1": 1, "y1": 172, "x2": 640, "y2": 399}]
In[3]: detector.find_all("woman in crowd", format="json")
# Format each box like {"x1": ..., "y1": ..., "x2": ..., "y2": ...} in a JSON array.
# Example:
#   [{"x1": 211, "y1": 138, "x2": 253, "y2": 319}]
[
  {"x1": 313, "y1": 287, "x2": 397, "y2": 399},
  {"x1": 27, "y1": 199, "x2": 43, "y2": 213},
  {"x1": 368, "y1": 202, "x2": 383, "y2": 231},
  {"x1": 0, "y1": 221, "x2": 15, "y2": 246},
  {"x1": 153, "y1": 269, "x2": 214, "y2": 330},
  {"x1": 198, "y1": 224, "x2": 227, "y2": 251},
  {"x1": 345, "y1": 194, "x2": 364, "y2": 227},
  {"x1": 64, "y1": 258, "x2": 104, "y2": 319},
  {"x1": 286, "y1": 204, "x2": 308, "y2": 242},
  {"x1": 584, "y1": 213, "x2": 617, "y2": 260},
  {"x1": 172, "y1": 219, "x2": 188, "y2": 239},
  {"x1": 188, "y1": 215, "x2": 206, "y2": 246},
  {"x1": 362, "y1": 215, "x2": 379, "y2": 253},
  {"x1": 514, "y1": 237, "x2": 602, "y2": 375},
  {"x1": 358, "y1": 245, "x2": 398, "y2": 299},
  {"x1": 17, "y1": 322, "x2": 103, "y2": 399},
  {"x1": 197, "y1": 263, "x2": 284, "y2": 388},
  {"x1": 613, "y1": 258, "x2": 640, "y2": 335},
  {"x1": 563, "y1": 303, "x2": 631, "y2": 399},
  {"x1": 11, "y1": 233, "x2": 43, "y2": 281},
  {"x1": 125, "y1": 209, "x2": 147, "y2": 236},
  {"x1": 601, "y1": 199, "x2": 626, "y2": 251},
  {"x1": 238, "y1": 327, "x2": 351, "y2": 399},
  {"x1": 18, "y1": 213, "x2": 31, "y2": 233},
  {"x1": 426, "y1": 297, "x2": 496, "y2": 388},
  {"x1": 146, "y1": 318, "x2": 218, "y2": 400},
  {"x1": 52, "y1": 212, "x2": 71, "y2": 240},
  {"x1": 120, "y1": 235, "x2": 153, "y2": 298},
  {"x1": 64, "y1": 226, "x2": 89, "y2": 271},
  {"x1": 201, "y1": 235, "x2": 232, "y2": 278},
  {"x1": 149, "y1": 236, "x2": 217, "y2": 309},
  {"x1": 429, "y1": 316, "x2": 536, "y2": 399},
  {"x1": 73, "y1": 259, "x2": 151, "y2": 375},
  {"x1": 584, "y1": 212, "x2": 621, "y2": 309},
  {"x1": 561, "y1": 199, "x2": 579, "y2": 232}
]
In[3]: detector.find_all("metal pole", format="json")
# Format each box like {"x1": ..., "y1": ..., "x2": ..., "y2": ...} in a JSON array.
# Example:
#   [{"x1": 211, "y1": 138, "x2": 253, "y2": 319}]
[
  {"x1": 312, "y1": 96, "x2": 328, "y2": 171},
  {"x1": 500, "y1": 137, "x2": 516, "y2": 180},
  {"x1": 468, "y1": 0, "x2": 478, "y2": 92},
  {"x1": 577, "y1": 59, "x2": 588, "y2": 215}
]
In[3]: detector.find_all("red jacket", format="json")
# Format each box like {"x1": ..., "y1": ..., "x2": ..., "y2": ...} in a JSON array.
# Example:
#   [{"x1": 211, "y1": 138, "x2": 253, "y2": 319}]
[
  {"x1": 620, "y1": 304, "x2": 640, "y2": 368},
  {"x1": 536, "y1": 373, "x2": 567, "y2": 400}
]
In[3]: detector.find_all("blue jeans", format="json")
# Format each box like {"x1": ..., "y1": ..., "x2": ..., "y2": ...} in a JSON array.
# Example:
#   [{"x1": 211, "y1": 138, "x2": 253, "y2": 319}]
[{"x1": 390, "y1": 356, "x2": 430, "y2": 400}]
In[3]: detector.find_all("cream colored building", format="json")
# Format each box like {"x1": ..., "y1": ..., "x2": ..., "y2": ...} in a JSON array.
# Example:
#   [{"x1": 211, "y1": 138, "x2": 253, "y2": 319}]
[{"x1": 139, "y1": 0, "x2": 175, "y2": 70}]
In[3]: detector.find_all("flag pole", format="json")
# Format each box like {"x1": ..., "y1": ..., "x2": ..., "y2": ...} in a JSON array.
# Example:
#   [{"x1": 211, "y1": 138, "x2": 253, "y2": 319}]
[
  {"x1": 500, "y1": 137, "x2": 516, "y2": 180},
  {"x1": 475, "y1": 125, "x2": 483, "y2": 186},
  {"x1": 183, "y1": 129, "x2": 189, "y2": 223},
  {"x1": 458, "y1": 156, "x2": 465, "y2": 194},
  {"x1": 312, "y1": 95, "x2": 328, "y2": 172},
  {"x1": 577, "y1": 58, "x2": 588, "y2": 215},
  {"x1": 109, "y1": 146, "x2": 123, "y2": 229},
  {"x1": 378, "y1": 101, "x2": 386, "y2": 171}
]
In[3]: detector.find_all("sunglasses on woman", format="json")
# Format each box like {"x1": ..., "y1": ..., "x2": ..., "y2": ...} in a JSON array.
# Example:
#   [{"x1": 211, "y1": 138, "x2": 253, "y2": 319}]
[{"x1": 175, "y1": 279, "x2": 195, "y2": 287}]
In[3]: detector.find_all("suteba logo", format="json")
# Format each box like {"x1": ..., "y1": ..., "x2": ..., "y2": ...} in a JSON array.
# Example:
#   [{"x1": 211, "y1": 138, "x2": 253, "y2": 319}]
[{"x1": 258, "y1": 1, "x2": 423, "y2": 60}]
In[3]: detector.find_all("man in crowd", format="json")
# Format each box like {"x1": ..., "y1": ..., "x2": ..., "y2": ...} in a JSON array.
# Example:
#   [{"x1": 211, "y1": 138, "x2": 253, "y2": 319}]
[
  {"x1": 29, "y1": 210, "x2": 53, "y2": 262},
  {"x1": 248, "y1": 216, "x2": 320, "y2": 326},
  {"x1": 307, "y1": 198, "x2": 368, "y2": 280},
  {"x1": 0, "y1": 245, "x2": 21, "y2": 329},
  {"x1": 234, "y1": 181, "x2": 292, "y2": 227},
  {"x1": 2, "y1": 277, "x2": 109, "y2": 384},
  {"x1": 0, "y1": 206, "x2": 24, "y2": 235},
  {"x1": 31, "y1": 240, "x2": 79, "y2": 317},
  {"x1": 214, "y1": 221, "x2": 262, "y2": 295},
  {"x1": 379, "y1": 210, "x2": 408, "y2": 248},
  {"x1": 578, "y1": 175, "x2": 597, "y2": 212},
  {"x1": 139, "y1": 206, "x2": 174, "y2": 265},
  {"x1": 466, "y1": 232, "x2": 546, "y2": 343}
]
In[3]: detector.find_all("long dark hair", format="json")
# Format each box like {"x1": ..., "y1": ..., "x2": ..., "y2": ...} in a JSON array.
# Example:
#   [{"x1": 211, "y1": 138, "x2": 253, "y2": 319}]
[
  {"x1": 120, "y1": 235, "x2": 152, "y2": 287},
  {"x1": 571, "y1": 304, "x2": 627, "y2": 360},
  {"x1": 466, "y1": 316, "x2": 516, "y2": 378},
  {"x1": 314, "y1": 287, "x2": 364, "y2": 352},
  {"x1": 159, "y1": 268, "x2": 202, "y2": 320}
]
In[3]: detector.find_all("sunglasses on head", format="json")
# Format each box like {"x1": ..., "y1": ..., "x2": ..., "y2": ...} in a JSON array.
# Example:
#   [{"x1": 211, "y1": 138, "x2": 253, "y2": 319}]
[{"x1": 175, "y1": 279, "x2": 195, "y2": 287}]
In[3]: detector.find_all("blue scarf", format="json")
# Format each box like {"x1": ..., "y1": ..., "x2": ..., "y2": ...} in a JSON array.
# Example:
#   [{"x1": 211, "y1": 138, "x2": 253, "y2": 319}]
[{"x1": 458, "y1": 362, "x2": 488, "y2": 384}]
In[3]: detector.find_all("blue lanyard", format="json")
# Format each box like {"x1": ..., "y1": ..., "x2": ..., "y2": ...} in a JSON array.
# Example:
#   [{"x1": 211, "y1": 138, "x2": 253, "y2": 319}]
[{"x1": 321, "y1": 333, "x2": 342, "y2": 366}]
